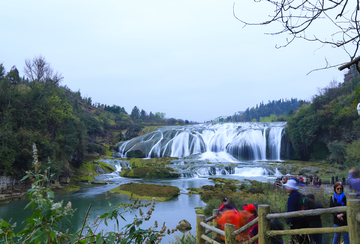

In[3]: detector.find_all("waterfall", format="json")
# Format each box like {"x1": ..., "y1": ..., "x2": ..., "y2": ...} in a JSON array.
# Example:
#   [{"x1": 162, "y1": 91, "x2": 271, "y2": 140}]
[{"x1": 117, "y1": 122, "x2": 287, "y2": 161}]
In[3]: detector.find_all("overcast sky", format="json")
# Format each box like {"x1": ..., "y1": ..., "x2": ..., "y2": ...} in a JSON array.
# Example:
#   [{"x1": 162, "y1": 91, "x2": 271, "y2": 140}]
[{"x1": 1, "y1": 0, "x2": 350, "y2": 122}]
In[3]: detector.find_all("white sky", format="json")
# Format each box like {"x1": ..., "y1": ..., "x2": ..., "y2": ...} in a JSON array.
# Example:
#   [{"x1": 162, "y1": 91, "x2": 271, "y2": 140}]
[{"x1": 0, "y1": 0, "x2": 350, "y2": 122}]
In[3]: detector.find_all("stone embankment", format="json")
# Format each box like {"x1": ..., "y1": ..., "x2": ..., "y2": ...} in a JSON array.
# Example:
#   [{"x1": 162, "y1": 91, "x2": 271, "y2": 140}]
[
  {"x1": 0, "y1": 176, "x2": 71, "y2": 203},
  {"x1": 0, "y1": 176, "x2": 30, "y2": 202}
]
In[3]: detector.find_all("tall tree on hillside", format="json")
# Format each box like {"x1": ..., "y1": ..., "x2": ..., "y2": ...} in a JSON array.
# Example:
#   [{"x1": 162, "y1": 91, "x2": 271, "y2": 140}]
[
  {"x1": 24, "y1": 55, "x2": 63, "y2": 85},
  {"x1": 0, "y1": 64, "x2": 5, "y2": 78},
  {"x1": 130, "y1": 106, "x2": 140, "y2": 121},
  {"x1": 140, "y1": 109, "x2": 147, "y2": 121}
]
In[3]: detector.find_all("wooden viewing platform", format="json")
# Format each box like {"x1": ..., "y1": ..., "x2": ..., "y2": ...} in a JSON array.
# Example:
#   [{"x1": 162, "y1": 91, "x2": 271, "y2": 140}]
[{"x1": 196, "y1": 193, "x2": 360, "y2": 244}]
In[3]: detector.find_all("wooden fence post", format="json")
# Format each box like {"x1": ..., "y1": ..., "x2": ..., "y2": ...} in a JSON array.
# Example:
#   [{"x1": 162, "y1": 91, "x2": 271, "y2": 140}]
[
  {"x1": 258, "y1": 205, "x2": 271, "y2": 244},
  {"x1": 347, "y1": 199, "x2": 360, "y2": 243},
  {"x1": 196, "y1": 214, "x2": 206, "y2": 244},
  {"x1": 212, "y1": 209, "x2": 219, "y2": 239},
  {"x1": 224, "y1": 223, "x2": 236, "y2": 244},
  {"x1": 348, "y1": 193, "x2": 358, "y2": 199}
]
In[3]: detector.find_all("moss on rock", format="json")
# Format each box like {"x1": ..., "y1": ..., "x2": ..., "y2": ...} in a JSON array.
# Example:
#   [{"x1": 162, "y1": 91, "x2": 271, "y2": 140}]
[
  {"x1": 120, "y1": 166, "x2": 179, "y2": 178},
  {"x1": 109, "y1": 183, "x2": 180, "y2": 201},
  {"x1": 117, "y1": 157, "x2": 180, "y2": 178}
]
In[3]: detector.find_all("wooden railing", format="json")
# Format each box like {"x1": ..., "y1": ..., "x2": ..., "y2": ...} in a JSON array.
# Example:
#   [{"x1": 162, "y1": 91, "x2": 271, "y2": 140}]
[{"x1": 196, "y1": 193, "x2": 360, "y2": 244}]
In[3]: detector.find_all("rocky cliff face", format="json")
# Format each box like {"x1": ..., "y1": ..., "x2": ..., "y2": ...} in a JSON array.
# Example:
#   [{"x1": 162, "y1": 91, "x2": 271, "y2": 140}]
[{"x1": 0, "y1": 176, "x2": 30, "y2": 202}]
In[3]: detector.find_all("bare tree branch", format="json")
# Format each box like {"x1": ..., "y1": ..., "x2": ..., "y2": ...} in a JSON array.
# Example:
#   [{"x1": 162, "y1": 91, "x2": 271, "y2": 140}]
[
  {"x1": 233, "y1": 0, "x2": 360, "y2": 71},
  {"x1": 24, "y1": 55, "x2": 63, "y2": 85}
]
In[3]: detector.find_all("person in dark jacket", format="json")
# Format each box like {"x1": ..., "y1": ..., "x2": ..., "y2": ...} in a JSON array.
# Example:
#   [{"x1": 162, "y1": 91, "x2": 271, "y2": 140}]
[
  {"x1": 330, "y1": 182, "x2": 349, "y2": 244},
  {"x1": 347, "y1": 168, "x2": 360, "y2": 196},
  {"x1": 306, "y1": 193, "x2": 323, "y2": 244},
  {"x1": 283, "y1": 179, "x2": 310, "y2": 244},
  {"x1": 270, "y1": 211, "x2": 284, "y2": 244}
]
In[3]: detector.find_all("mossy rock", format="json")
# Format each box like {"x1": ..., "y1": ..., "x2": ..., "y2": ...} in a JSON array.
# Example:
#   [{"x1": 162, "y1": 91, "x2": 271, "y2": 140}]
[
  {"x1": 62, "y1": 184, "x2": 81, "y2": 192},
  {"x1": 109, "y1": 183, "x2": 180, "y2": 201},
  {"x1": 126, "y1": 150, "x2": 145, "y2": 158},
  {"x1": 120, "y1": 166, "x2": 179, "y2": 178},
  {"x1": 80, "y1": 176, "x2": 95, "y2": 182},
  {"x1": 127, "y1": 157, "x2": 178, "y2": 168},
  {"x1": 97, "y1": 161, "x2": 116, "y2": 172},
  {"x1": 209, "y1": 177, "x2": 241, "y2": 185}
]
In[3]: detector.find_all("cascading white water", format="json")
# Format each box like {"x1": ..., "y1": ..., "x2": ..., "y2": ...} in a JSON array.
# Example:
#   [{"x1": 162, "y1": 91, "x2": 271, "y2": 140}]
[
  {"x1": 117, "y1": 122, "x2": 287, "y2": 161},
  {"x1": 268, "y1": 127, "x2": 284, "y2": 160}
]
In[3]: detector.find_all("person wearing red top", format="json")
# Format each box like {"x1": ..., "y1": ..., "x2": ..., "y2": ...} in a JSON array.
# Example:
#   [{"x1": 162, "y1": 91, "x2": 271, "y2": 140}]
[
  {"x1": 243, "y1": 204, "x2": 258, "y2": 243},
  {"x1": 219, "y1": 197, "x2": 237, "y2": 214}
]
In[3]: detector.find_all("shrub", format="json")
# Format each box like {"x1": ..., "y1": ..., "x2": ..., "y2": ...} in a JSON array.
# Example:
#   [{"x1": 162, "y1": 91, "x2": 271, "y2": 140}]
[{"x1": 345, "y1": 139, "x2": 360, "y2": 166}]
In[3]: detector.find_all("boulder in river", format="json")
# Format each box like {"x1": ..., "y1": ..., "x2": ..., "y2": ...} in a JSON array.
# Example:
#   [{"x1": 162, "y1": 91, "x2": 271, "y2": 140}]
[{"x1": 176, "y1": 219, "x2": 192, "y2": 232}]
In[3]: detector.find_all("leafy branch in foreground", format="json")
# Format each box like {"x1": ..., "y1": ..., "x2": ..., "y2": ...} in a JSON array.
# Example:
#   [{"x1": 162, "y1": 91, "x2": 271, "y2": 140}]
[{"x1": 0, "y1": 144, "x2": 176, "y2": 244}]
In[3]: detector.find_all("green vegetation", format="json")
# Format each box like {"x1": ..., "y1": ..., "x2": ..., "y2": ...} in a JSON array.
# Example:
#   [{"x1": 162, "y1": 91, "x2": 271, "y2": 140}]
[
  {"x1": 120, "y1": 167, "x2": 179, "y2": 178},
  {"x1": 0, "y1": 58, "x2": 183, "y2": 180},
  {"x1": 110, "y1": 183, "x2": 180, "y2": 201},
  {"x1": 118, "y1": 157, "x2": 180, "y2": 178},
  {"x1": 72, "y1": 160, "x2": 116, "y2": 182},
  {"x1": 287, "y1": 69, "x2": 360, "y2": 164},
  {"x1": 212, "y1": 98, "x2": 305, "y2": 122}
]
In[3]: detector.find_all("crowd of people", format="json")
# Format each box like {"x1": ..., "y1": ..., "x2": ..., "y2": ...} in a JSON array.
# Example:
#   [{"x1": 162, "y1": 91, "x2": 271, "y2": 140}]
[
  {"x1": 216, "y1": 197, "x2": 284, "y2": 243},
  {"x1": 214, "y1": 168, "x2": 360, "y2": 244},
  {"x1": 278, "y1": 175, "x2": 322, "y2": 187}
]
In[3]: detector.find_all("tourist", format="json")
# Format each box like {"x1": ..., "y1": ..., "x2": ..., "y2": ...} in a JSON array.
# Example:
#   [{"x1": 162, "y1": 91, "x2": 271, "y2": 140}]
[
  {"x1": 330, "y1": 182, "x2": 349, "y2": 244},
  {"x1": 283, "y1": 179, "x2": 310, "y2": 244},
  {"x1": 219, "y1": 197, "x2": 237, "y2": 214},
  {"x1": 306, "y1": 193, "x2": 323, "y2": 244},
  {"x1": 299, "y1": 176, "x2": 304, "y2": 186},
  {"x1": 347, "y1": 168, "x2": 360, "y2": 197},
  {"x1": 270, "y1": 211, "x2": 284, "y2": 244},
  {"x1": 243, "y1": 204, "x2": 258, "y2": 243}
]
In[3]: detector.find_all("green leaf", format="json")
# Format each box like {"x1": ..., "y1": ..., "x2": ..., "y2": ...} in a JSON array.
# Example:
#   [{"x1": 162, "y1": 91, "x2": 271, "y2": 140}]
[
  {"x1": 353, "y1": 99, "x2": 358, "y2": 107},
  {"x1": 1, "y1": 220, "x2": 9, "y2": 228},
  {"x1": 20, "y1": 175, "x2": 29, "y2": 181},
  {"x1": 96, "y1": 236, "x2": 104, "y2": 244},
  {"x1": 29, "y1": 229, "x2": 42, "y2": 243},
  {"x1": 47, "y1": 191, "x2": 54, "y2": 198},
  {"x1": 7, "y1": 230, "x2": 15, "y2": 238},
  {"x1": 42, "y1": 208, "x2": 52, "y2": 218}
]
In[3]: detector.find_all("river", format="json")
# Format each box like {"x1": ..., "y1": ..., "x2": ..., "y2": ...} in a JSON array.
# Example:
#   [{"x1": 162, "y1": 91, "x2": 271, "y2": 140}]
[{"x1": 0, "y1": 167, "x2": 278, "y2": 243}]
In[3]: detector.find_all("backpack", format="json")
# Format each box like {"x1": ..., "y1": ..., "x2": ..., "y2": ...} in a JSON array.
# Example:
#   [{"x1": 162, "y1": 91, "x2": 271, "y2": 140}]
[{"x1": 298, "y1": 194, "x2": 313, "y2": 211}]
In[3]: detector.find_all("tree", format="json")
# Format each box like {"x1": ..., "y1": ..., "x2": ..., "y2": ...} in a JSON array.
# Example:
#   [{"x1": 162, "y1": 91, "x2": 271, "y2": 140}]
[
  {"x1": 140, "y1": 109, "x2": 147, "y2": 121},
  {"x1": 130, "y1": 106, "x2": 140, "y2": 121},
  {"x1": 24, "y1": 55, "x2": 63, "y2": 85},
  {"x1": 233, "y1": 0, "x2": 360, "y2": 69},
  {"x1": 0, "y1": 63, "x2": 5, "y2": 78}
]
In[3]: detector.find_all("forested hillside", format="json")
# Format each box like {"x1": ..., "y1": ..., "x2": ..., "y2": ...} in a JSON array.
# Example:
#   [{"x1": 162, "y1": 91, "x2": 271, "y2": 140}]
[
  {"x1": 287, "y1": 66, "x2": 360, "y2": 164},
  {"x1": 215, "y1": 98, "x2": 306, "y2": 122},
  {"x1": 0, "y1": 57, "x2": 185, "y2": 178}
]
